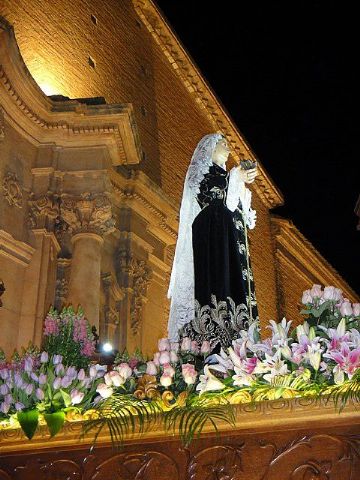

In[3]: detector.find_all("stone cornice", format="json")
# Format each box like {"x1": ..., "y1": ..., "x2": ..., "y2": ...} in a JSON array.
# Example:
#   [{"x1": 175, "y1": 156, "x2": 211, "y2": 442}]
[
  {"x1": 0, "y1": 17, "x2": 142, "y2": 166},
  {"x1": 110, "y1": 169, "x2": 178, "y2": 245},
  {"x1": 0, "y1": 397, "x2": 358, "y2": 453},
  {"x1": 271, "y1": 216, "x2": 359, "y2": 302},
  {"x1": 132, "y1": 0, "x2": 284, "y2": 209}
]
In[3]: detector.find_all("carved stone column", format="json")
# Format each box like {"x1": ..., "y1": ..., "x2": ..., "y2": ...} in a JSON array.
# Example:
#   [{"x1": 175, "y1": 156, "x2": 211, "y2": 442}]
[{"x1": 60, "y1": 193, "x2": 115, "y2": 330}]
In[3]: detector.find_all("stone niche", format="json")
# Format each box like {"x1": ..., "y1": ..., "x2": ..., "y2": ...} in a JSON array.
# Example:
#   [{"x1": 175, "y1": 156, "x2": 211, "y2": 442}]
[{"x1": 0, "y1": 16, "x2": 177, "y2": 356}]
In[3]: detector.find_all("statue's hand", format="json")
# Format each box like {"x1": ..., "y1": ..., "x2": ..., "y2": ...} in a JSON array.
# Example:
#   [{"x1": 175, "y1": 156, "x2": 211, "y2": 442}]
[{"x1": 237, "y1": 166, "x2": 258, "y2": 184}]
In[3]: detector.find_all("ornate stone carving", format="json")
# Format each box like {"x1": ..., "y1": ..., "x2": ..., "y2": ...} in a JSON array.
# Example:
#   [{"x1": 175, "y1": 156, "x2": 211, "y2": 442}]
[
  {"x1": 60, "y1": 193, "x2": 116, "y2": 237},
  {"x1": 28, "y1": 193, "x2": 60, "y2": 230},
  {"x1": 101, "y1": 272, "x2": 124, "y2": 344},
  {"x1": 54, "y1": 258, "x2": 71, "y2": 311},
  {"x1": 0, "y1": 106, "x2": 5, "y2": 141},
  {"x1": 117, "y1": 251, "x2": 152, "y2": 336},
  {"x1": 2, "y1": 171, "x2": 22, "y2": 208}
]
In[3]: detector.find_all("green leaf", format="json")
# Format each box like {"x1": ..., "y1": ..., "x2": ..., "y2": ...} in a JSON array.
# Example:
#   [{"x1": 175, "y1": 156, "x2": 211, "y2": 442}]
[
  {"x1": 60, "y1": 389, "x2": 72, "y2": 408},
  {"x1": 44, "y1": 410, "x2": 65, "y2": 437},
  {"x1": 17, "y1": 409, "x2": 39, "y2": 440}
]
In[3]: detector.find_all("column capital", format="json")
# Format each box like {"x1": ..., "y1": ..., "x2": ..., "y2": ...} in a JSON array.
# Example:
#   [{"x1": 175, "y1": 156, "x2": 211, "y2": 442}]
[
  {"x1": 28, "y1": 192, "x2": 60, "y2": 230},
  {"x1": 60, "y1": 192, "x2": 116, "y2": 237}
]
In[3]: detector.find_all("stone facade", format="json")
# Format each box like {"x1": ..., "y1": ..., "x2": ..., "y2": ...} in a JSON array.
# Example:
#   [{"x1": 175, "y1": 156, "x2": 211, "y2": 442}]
[{"x1": 0, "y1": 3, "x2": 358, "y2": 357}]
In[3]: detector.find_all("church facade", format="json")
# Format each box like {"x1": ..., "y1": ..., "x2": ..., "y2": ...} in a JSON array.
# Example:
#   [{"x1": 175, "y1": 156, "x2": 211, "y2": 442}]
[{"x1": 0, "y1": 0, "x2": 358, "y2": 357}]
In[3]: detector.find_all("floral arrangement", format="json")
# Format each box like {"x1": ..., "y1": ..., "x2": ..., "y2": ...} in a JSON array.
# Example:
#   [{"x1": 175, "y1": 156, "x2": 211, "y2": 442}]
[
  {"x1": 1, "y1": 285, "x2": 360, "y2": 446},
  {"x1": 42, "y1": 306, "x2": 96, "y2": 368}
]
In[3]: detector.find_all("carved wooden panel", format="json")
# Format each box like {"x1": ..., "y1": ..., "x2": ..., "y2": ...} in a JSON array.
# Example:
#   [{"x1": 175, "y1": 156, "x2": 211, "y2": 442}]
[{"x1": 1, "y1": 428, "x2": 360, "y2": 480}]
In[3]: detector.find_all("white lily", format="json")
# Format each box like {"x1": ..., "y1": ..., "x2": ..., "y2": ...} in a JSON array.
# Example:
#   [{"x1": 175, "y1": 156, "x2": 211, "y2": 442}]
[{"x1": 196, "y1": 366, "x2": 225, "y2": 395}]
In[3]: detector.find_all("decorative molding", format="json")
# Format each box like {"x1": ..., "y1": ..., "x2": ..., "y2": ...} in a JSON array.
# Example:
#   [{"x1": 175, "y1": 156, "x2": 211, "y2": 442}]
[
  {"x1": 28, "y1": 192, "x2": 59, "y2": 230},
  {"x1": 60, "y1": 193, "x2": 116, "y2": 237},
  {"x1": 132, "y1": 0, "x2": 284, "y2": 209},
  {"x1": 0, "y1": 229, "x2": 35, "y2": 266},
  {"x1": 2, "y1": 172, "x2": 22, "y2": 208}
]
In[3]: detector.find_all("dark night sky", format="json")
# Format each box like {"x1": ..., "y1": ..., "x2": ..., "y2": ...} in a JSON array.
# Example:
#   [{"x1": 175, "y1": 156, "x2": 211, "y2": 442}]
[{"x1": 155, "y1": 1, "x2": 359, "y2": 295}]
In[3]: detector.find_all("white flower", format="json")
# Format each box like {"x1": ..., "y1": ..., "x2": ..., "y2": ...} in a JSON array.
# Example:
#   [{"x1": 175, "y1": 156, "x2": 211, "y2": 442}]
[
  {"x1": 104, "y1": 371, "x2": 125, "y2": 387},
  {"x1": 115, "y1": 363, "x2": 132, "y2": 380},
  {"x1": 160, "y1": 374, "x2": 172, "y2": 387},
  {"x1": 333, "y1": 365, "x2": 345, "y2": 385},
  {"x1": 232, "y1": 367, "x2": 255, "y2": 387},
  {"x1": 96, "y1": 383, "x2": 113, "y2": 399},
  {"x1": 196, "y1": 366, "x2": 225, "y2": 395}
]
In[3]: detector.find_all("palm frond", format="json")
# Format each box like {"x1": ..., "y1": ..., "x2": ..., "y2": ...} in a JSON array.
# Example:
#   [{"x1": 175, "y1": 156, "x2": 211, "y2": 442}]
[
  {"x1": 82, "y1": 394, "x2": 161, "y2": 448},
  {"x1": 322, "y1": 371, "x2": 360, "y2": 411},
  {"x1": 164, "y1": 394, "x2": 235, "y2": 447}
]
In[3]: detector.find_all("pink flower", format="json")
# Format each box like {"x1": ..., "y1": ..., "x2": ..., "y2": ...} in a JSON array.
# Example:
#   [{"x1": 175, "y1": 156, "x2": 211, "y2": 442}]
[
  {"x1": 43, "y1": 315, "x2": 59, "y2": 336},
  {"x1": 353, "y1": 303, "x2": 360, "y2": 317},
  {"x1": 24, "y1": 357, "x2": 33, "y2": 372},
  {"x1": 36, "y1": 388, "x2": 44, "y2": 401},
  {"x1": 38, "y1": 374, "x2": 47, "y2": 385},
  {"x1": 158, "y1": 338, "x2": 171, "y2": 352},
  {"x1": 190, "y1": 341, "x2": 199, "y2": 354},
  {"x1": 340, "y1": 301, "x2": 353, "y2": 317},
  {"x1": 243, "y1": 357, "x2": 258, "y2": 374},
  {"x1": 301, "y1": 290, "x2": 313, "y2": 305},
  {"x1": 115, "y1": 363, "x2": 132, "y2": 380},
  {"x1": 61, "y1": 376, "x2": 72, "y2": 388},
  {"x1": 310, "y1": 284, "x2": 323, "y2": 299},
  {"x1": 327, "y1": 344, "x2": 360, "y2": 378},
  {"x1": 181, "y1": 337, "x2": 191, "y2": 351},
  {"x1": 162, "y1": 363, "x2": 175, "y2": 377},
  {"x1": 146, "y1": 361, "x2": 158, "y2": 375},
  {"x1": 70, "y1": 389, "x2": 84, "y2": 405},
  {"x1": 170, "y1": 351, "x2": 178, "y2": 363},
  {"x1": 25, "y1": 384, "x2": 33, "y2": 395},
  {"x1": 53, "y1": 377, "x2": 62, "y2": 390},
  {"x1": 159, "y1": 351, "x2": 171, "y2": 365},
  {"x1": 153, "y1": 352, "x2": 160, "y2": 366},
  {"x1": 53, "y1": 355, "x2": 63, "y2": 365},
  {"x1": 170, "y1": 342, "x2": 179, "y2": 351},
  {"x1": 96, "y1": 383, "x2": 113, "y2": 399},
  {"x1": 77, "y1": 369, "x2": 86, "y2": 381},
  {"x1": 182, "y1": 363, "x2": 197, "y2": 385},
  {"x1": 0, "y1": 401, "x2": 10, "y2": 414},
  {"x1": 40, "y1": 351, "x2": 49, "y2": 363},
  {"x1": 160, "y1": 374, "x2": 172, "y2": 387},
  {"x1": 128, "y1": 358, "x2": 139, "y2": 369},
  {"x1": 81, "y1": 339, "x2": 95, "y2": 357},
  {"x1": 200, "y1": 341, "x2": 211, "y2": 354},
  {"x1": 323, "y1": 286, "x2": 343, "y2": 302},
  {"x1": 0, "y1": 384, "x2": 8, "y2": 395}
]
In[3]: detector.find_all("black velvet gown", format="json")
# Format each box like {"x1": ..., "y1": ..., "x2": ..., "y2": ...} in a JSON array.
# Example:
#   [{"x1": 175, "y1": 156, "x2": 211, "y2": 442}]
[{"x1": 180, "y1": 163, "x2": 259, "y2": 352}]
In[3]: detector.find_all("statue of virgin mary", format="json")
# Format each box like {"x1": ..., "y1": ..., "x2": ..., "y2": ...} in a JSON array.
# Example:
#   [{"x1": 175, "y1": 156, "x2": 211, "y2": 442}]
[{"x1": 167, "y1": 133, "x2": 259, "y2": 352}]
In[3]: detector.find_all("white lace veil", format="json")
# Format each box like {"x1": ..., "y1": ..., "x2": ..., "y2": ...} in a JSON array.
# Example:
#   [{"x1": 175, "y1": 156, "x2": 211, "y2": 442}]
[{"x1": 167, "y1": 132, "x2": 223, "y2": 341}]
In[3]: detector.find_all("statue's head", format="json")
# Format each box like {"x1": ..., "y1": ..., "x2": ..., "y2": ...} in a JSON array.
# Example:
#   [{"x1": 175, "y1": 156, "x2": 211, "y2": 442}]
[{"x1": 212, "y1": 133, "x2": 230, "y2": 167}]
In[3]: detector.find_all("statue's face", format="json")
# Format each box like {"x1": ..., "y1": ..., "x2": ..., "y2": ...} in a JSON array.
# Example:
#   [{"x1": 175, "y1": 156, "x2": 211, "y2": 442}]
[{"x1": 212, "y1": 136, "x2": 230, "y2": 166}]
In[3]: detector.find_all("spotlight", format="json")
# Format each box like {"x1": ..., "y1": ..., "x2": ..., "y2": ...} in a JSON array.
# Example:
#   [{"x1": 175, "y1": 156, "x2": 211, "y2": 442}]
[{"x1": 102, "y1": 342, "x2": 113, "y2": 353}]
